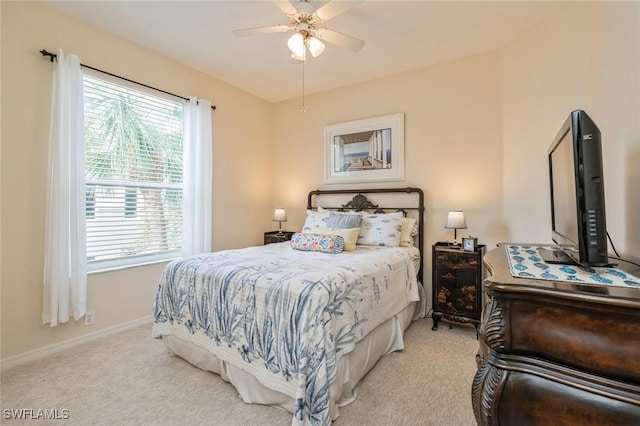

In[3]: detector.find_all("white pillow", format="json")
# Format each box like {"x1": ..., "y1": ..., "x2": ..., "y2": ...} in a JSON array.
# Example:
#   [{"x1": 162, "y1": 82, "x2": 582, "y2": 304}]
[
  {"x1": 357, "y1": 211, "x2": 404, "y2": 247},
  {"x1": 301, "y1": 210, "x2": 331, "y2": 232},
  {"x1": 313, "y1": 227, "x2": 360, "y2": 251}
]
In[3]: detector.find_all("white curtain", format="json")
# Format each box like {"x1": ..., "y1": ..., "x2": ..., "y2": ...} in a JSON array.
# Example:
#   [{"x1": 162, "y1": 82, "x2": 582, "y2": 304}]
[
  {"x1": 182, "y1": 97, "x2": 213, "y2": 256},
  {"x1": 42, "y1": 50, "x2": 87, "y2": 327}
]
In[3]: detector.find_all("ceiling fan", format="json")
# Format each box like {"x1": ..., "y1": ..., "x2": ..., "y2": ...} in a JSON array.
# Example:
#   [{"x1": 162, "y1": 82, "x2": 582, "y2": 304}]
[{"x1": 233, "y1": 0, "x2": 366, "y2": 60}]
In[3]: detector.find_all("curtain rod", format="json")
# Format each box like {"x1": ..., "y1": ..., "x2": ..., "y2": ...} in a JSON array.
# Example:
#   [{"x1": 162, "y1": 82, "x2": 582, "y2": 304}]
[{"x1": 40, "y1": 49, "x2": 216, "y2": 110}]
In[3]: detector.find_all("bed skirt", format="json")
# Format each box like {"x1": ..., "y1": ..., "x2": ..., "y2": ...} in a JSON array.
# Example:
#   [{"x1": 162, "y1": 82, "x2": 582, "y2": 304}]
[{"x1": 153, "y1": 301, "x2": 417, "y2": 422}]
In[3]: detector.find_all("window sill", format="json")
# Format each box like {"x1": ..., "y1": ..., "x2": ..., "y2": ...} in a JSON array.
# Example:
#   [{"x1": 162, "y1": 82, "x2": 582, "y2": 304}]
[{"x1": 87, "y1": 257, "x2": 180, "y2": 275}]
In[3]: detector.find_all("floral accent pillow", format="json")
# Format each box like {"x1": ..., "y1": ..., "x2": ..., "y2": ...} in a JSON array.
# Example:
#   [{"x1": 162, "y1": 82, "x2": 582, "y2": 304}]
[
  {"x1": 357, "y1": 211, "x2": 404, "y2": 247},
  {"x1": 290, "y1": 233, "x2": 345, "y2": 254}
]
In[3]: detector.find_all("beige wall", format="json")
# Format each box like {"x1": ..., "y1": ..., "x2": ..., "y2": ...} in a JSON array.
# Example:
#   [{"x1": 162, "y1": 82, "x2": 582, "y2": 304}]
[
  {"x1": 1, "y1": 1, "x2": 273, "y2": 360},
  {"x1": 502, "y1": 1, "x2": 640, "y2": 259},
  {"x1": 272, "y1": 51, "x2": 504, "y2": 302}
]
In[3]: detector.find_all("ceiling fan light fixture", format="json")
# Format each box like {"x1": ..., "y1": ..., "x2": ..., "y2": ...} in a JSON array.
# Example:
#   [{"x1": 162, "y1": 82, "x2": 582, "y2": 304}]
[
  {"x1": 308, "y1": 36, "x2": 325, "y2": 57},
  {"x1": 287, "y1": 32, "x2": 305, "y2": 58},
  {"x1": 290, "y1": 51, "x2": 306, "y2": 61}
]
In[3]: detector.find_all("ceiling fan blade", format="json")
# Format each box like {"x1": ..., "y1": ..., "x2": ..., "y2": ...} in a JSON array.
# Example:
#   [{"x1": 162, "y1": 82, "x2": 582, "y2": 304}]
[
  {"x1": 315, "y1": 27, "x2": 365, "y2": 52},
  {"x1": 315, "y1": 0, "x2": 365, "y2": 21},
  {"x1": 274, "y1": 0, "x2": 298, "y2": 15},
  {"x1": 233, "y1": 24, "x2": 292, "y2": 37}
]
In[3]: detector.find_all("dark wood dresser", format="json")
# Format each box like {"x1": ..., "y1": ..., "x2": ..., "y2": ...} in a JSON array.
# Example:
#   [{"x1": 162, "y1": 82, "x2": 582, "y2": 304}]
[{"x1": 472, "y1": 244, "x2": 640, "y2": 425}]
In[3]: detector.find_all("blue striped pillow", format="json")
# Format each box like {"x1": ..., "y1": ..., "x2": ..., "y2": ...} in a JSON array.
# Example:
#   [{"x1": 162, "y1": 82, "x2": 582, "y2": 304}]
[{"x1": 327, "y1": 213, "x2": 362, "y2": 229}]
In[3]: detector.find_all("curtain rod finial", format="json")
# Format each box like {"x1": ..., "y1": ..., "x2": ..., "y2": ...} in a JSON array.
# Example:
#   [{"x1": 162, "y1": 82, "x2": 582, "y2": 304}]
[{"x1": 40, "y1": 49, "x2": 56, "y2": 62}]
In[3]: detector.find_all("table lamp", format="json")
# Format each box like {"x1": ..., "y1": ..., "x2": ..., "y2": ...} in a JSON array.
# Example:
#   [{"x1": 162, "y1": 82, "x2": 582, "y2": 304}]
[
  {"x1": 273, "y1": 208, "x2": 287, "y2": 234},
  {"x1": 445, "y1": 210, "x2": 467, "y2": 247}
]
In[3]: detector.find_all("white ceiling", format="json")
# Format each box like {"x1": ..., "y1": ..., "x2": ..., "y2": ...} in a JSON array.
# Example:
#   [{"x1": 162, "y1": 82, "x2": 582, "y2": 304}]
[{"x1": 45, "y1": 1, "x2": 566, "y2": 103}]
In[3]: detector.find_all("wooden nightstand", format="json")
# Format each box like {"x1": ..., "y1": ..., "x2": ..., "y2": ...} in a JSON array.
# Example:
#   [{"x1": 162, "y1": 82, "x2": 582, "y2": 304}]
[
  {"x1": 431, "y1": 242, "x2": 485, "y2": 331},
  {"x1": 264, "y1": 231, "x2": 295, "y2": 245}
]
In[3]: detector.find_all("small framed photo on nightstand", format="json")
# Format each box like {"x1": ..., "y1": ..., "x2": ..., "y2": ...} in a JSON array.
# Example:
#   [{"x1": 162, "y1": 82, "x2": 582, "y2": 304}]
[{"x1": 462, "y1": 236, "x2": 478, "y2": 252}]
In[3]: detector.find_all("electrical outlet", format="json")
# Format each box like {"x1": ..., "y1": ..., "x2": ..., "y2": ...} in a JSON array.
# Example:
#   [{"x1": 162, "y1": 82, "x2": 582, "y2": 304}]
[{"x1": 84, "y1": 311, "x2": 95, "y2": 326}]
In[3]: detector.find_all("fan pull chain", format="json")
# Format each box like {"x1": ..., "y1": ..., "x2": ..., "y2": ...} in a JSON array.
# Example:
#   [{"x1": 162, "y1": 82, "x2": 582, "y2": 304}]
[{"x1": 301, "y1": 49, "x2": 306, "y2": 114}]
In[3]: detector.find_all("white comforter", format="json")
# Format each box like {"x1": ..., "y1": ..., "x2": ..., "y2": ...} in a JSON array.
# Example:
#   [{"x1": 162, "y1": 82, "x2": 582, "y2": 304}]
[{"x1": 152, "y1": 243, "x2": 419, "y2": 425}]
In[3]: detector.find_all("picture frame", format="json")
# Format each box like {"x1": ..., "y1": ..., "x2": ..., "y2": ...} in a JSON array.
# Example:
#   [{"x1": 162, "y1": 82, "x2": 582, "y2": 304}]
[
  {"x1": 324, "y1": 113, "x2": 405, "y2": 184},
  {"x1": 462, "y1": 236, "x2": 478, "y2": 252}
]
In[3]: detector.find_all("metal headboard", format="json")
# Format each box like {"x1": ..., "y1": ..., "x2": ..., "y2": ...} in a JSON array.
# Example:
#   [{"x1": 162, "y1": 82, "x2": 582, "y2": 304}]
[{"x1": 307, "y1": 187, "x2": 425, "y2": 284}]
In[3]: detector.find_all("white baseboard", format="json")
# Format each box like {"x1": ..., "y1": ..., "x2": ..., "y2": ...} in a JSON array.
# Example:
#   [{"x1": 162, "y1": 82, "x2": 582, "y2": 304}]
[{"x1": 1, "y1": 315, "x2": 154, "y2": 372}]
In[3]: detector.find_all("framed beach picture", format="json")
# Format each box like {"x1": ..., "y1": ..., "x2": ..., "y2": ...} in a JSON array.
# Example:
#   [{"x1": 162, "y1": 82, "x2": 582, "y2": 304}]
[{"x1": 324, "y1": 113, "x2": 405, "y2": 184}]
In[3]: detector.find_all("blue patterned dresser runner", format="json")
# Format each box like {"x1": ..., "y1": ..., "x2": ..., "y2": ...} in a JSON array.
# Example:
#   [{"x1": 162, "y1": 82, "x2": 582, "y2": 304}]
[{"x1": 505, "y1": 245, "x2": 640, "y2": 288}]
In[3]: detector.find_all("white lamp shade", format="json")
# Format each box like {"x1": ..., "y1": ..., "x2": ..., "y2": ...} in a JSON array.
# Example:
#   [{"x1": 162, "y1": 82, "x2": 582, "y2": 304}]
[
  {"x1": 445, "y1": 210, "x2": 467, "y2": 229},
  {"x1": 273, "y1": 208, "x2": 287, "y2": 222},
  {"x1": 287, "y1": 32, "x2": 305, "y2": 58},
  {"x1": 308, "y1": 36, "x2": 325, "y2": 57}
]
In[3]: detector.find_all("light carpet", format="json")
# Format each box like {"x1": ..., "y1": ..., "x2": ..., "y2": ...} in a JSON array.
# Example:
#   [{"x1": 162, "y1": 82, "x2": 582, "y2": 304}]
[{"x1": 1, "y1": 318, "x2": 478, "y2": 425}]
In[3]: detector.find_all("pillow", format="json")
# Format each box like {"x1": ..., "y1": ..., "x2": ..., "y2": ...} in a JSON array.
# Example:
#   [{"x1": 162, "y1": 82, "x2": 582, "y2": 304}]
[
  {"x1": 301, "y1": 210, "x2": 331, "y2": 232},
  {"x1": 357, "y1": 211, "x2": 404, "y2": 247},
  {"x1": 327, "y1": 213, "x2": 362, "y2": 229},
  {"x1": 290, "y1": 233, "x2": 344, "y2": 254},
  {"x1": 400, "y1": 217, "x2": 418, "y2": 247},
  {"x1": 317, "y1": 206, "x2": 360, "y2": 215},
  {"x1": 313, "y1": 227, "x2": 360, "y2": 251}
]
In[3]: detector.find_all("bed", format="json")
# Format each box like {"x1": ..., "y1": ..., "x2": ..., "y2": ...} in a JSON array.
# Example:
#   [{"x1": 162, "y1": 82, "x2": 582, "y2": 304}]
[{"x1": 152, "y1": 187, "x2": 425, "y2": 425}]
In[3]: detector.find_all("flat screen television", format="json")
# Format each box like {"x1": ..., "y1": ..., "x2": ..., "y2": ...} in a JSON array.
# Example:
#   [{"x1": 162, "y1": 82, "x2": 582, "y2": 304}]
[{"x1": 541, "y1": 109, "x2": 610, "y2": 267}]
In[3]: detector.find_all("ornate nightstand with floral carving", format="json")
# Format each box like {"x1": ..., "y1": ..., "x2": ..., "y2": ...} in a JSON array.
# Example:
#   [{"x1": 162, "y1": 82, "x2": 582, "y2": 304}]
[{"x1": 431, "y1": 242, "x2": 485, "y2": 331}]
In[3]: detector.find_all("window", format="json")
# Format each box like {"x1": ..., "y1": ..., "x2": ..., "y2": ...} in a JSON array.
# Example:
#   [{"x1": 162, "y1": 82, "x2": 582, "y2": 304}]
[
  {"x1": 83, "y1": 73, "x2": 183, "y2": 270},
  {"x1": 86, "y1": 186, "x2": 96, "y2": 220},
  {"x1": 124, "y1": 188, "x2": 138, "y2": 218}
]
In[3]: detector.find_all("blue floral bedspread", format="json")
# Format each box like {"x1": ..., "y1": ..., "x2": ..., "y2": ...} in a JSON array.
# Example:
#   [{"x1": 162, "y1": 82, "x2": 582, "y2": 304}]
[{"x1": 152, "y1": 243, "x2": 419, "y2": 425}]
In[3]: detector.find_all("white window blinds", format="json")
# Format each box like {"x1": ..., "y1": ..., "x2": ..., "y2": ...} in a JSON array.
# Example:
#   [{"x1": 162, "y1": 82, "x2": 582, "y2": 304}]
[{"x1": 83, "y1": 73, "x2": 183, "y2": 270}]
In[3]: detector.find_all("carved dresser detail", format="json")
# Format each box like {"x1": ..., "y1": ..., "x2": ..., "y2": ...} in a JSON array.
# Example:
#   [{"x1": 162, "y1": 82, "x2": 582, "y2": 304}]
[{"x1": 472, "y1": 244, "x2": 640, "y2": 425}]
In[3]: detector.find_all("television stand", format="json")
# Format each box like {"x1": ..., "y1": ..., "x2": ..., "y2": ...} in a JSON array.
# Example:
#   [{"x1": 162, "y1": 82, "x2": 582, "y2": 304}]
[
  {"x1": 473, "y1": 244, "x2": 640, "y2": 425},
  {"x1": 539, "y1": 248, "x2": 615, "y2": 270},
  {"x1": 538, "y1": 249, "x2": 575, "y2": 264}
]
